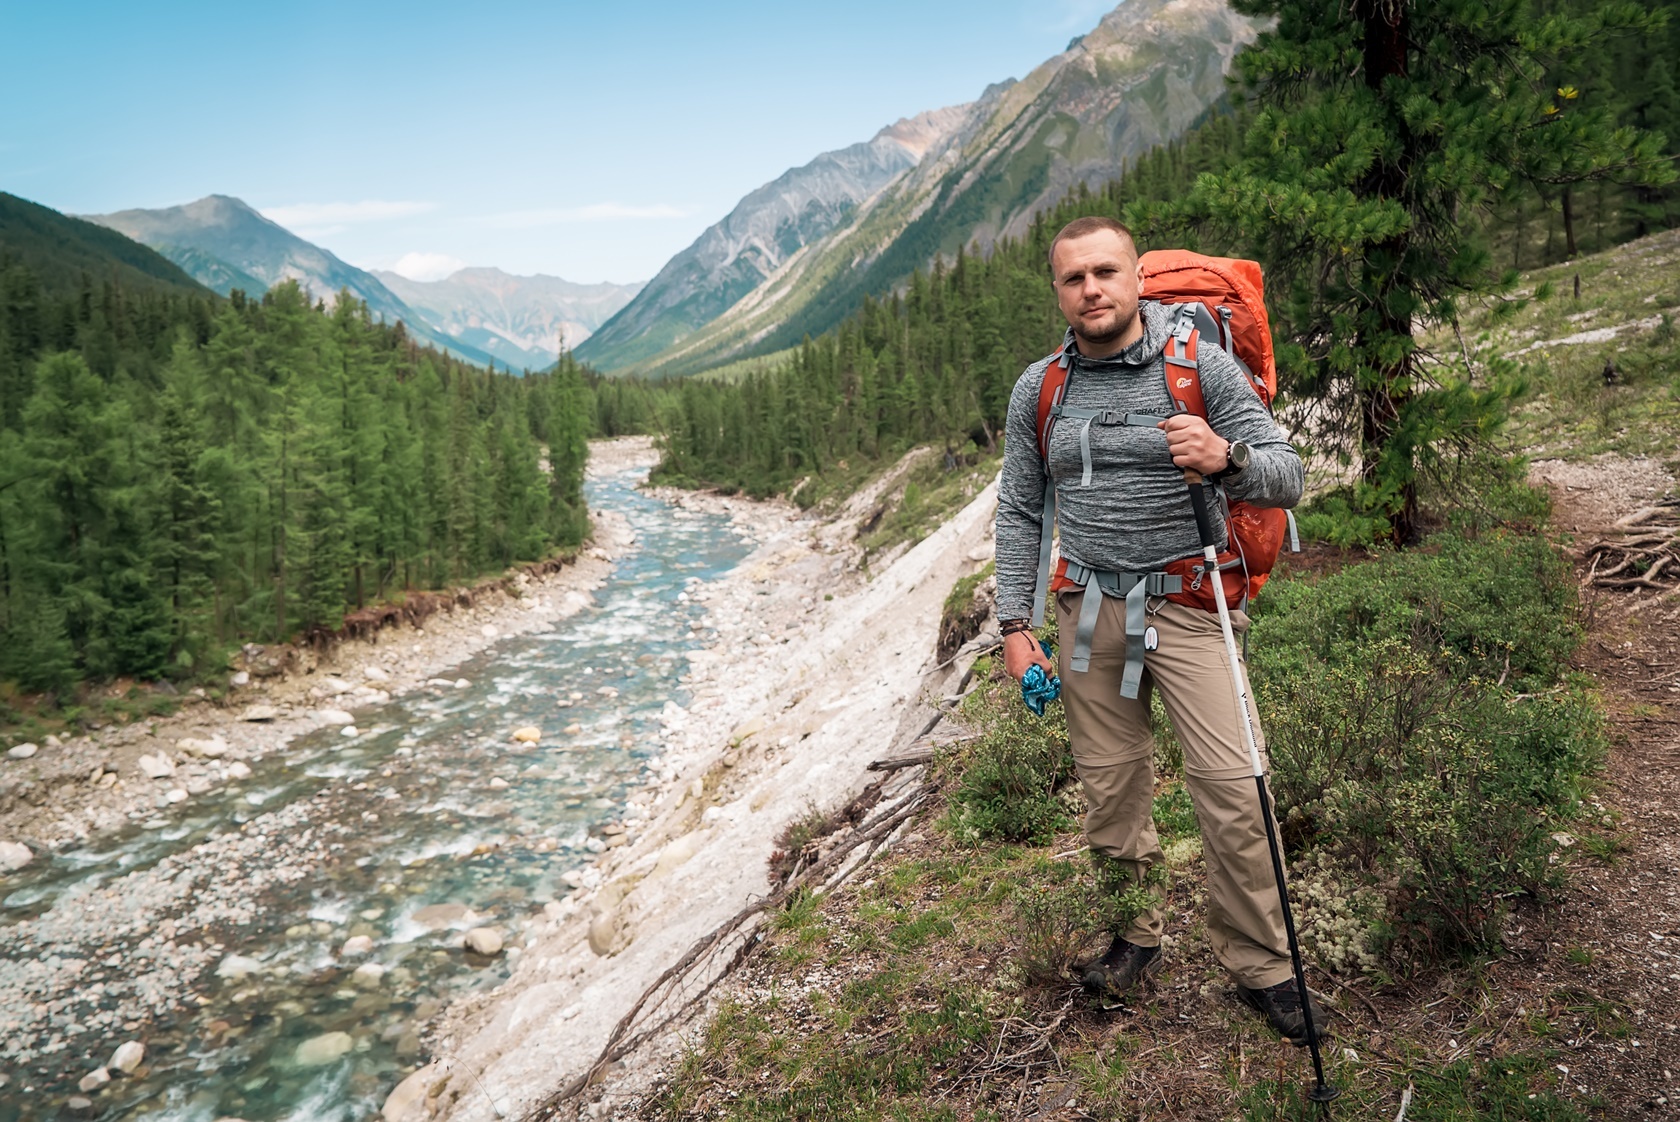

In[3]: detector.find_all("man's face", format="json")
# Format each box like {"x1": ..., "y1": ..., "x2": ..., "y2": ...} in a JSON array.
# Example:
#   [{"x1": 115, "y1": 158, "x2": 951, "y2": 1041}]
[{"x1": 1051, "y1": 231, "x2": 1144, "y2": 351}]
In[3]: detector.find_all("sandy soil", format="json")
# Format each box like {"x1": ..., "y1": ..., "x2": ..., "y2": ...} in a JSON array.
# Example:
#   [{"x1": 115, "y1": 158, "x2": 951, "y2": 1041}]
[
  {"x1": 405, "y1": 453, "x2": 998, "y2": 1122},
  {"x1": 0, "y1": 441, "x2": 650, "y2": 871}
]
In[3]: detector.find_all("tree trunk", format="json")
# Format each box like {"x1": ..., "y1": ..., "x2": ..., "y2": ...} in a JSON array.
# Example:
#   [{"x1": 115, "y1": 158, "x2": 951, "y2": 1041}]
[
  {"x1": 1357, "y1": 0, "x2": 1420, "y2": 545},
  {"x1": 1561, "y1": 187, "x2": 1579, "y2": 259}
]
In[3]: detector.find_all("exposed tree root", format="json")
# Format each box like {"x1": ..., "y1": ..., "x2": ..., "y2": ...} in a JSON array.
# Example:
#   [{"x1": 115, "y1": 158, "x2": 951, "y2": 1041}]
[{"x1": 1579, "y1": 503, "x2": 1679, "y2": 594}]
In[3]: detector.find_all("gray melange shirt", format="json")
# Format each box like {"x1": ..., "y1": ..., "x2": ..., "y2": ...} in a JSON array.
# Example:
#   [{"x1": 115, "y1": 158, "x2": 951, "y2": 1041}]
[{"x1": 994, "y1": 300, "x2": 1304, "y2": 621}]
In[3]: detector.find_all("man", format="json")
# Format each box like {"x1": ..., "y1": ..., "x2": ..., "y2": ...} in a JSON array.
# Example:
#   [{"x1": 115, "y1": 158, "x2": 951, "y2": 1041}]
[{"x1": 993, "y1": 215, "x2": 1322, "y2": 1043}]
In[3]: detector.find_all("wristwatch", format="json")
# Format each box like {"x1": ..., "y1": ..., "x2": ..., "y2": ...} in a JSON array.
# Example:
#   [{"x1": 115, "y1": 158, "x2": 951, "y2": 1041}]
[
  {"x1": 1226, "y1": 440, "x2": 1252, "y2": 473},
  {"x1": 1212, "y1": 440, "x2": 1250, "y2": 482}
]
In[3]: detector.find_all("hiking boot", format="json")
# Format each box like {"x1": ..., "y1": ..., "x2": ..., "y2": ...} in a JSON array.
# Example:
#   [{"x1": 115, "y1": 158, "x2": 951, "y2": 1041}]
[
  {"x1": 1236, "y1": 977, "x2": 1328, "y2": 1046},
  {"x1": 1080, "y1": 935, "x2": 1160, "y2": 1009}
]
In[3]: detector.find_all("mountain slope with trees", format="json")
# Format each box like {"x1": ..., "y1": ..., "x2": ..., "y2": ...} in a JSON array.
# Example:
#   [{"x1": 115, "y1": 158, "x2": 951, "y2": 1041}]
[
  {"x1": 85, "y1": 195, "x2": 508, "y2": 370},
  {"x1": 0, "y1": 197, "x2": 598, "y2": 701},
  {"x1": 582, "y1": 0, "x2": 1258, "y2": 380},
  {"x1": 0, "y1": 192, "x2": 211, "y2": 298},
  {"x1": 652, "y1": 0, "x2": 1680, "y2": 537}
]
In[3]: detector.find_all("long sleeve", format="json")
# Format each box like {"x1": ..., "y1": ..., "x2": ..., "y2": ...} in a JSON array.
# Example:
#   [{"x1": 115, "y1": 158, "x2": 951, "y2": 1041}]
[{"x1": 994, "y1": 361, "x2": 1053, "y2": 621}]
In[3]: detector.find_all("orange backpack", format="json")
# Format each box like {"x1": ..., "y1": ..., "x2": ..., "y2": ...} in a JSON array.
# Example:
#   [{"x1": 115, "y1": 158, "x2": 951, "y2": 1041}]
[{"x1": 1032, "y1": 250, "x2": 1294, "y2": 618}]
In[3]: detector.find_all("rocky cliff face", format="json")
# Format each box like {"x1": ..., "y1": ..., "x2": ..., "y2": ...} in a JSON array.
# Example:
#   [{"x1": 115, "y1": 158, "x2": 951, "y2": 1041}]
[
  {"x1": 582, "y1": 0, "x2": 1258, "y2": 378},
  {"x1": 85, "y1": 196, "x2": 502, "y2": 369},
  {"x1": 374, "y1": 267, "x2": 642, "y2": 370},
  {"x1": 573, "y1": 105, "x2": 972, "y2": 372}
]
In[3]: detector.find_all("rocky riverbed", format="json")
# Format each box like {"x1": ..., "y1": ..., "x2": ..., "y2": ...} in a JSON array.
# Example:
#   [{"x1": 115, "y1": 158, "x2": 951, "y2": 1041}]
[{"x1": 0, "y1": 437, "x2": 775, "y2": 1121}]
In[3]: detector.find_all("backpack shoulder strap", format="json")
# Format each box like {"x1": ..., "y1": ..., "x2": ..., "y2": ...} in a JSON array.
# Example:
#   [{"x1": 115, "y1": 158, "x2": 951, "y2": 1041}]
[
  {"x1": 1162, "y1": 305, "x2": 1207, "y2": 419},
  {"x1": 1030, "y1": 346, "x2": 1072, "y2": 628},
  {"x1": 1035, "y1": 348, "x2": 1072, "y2": 460}
]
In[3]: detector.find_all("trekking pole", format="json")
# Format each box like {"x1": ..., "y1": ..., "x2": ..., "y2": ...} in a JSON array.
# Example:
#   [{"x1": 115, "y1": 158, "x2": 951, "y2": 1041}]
[{"x1": 1182, "y1": 469, "x2": 1337, "y2": 1106}]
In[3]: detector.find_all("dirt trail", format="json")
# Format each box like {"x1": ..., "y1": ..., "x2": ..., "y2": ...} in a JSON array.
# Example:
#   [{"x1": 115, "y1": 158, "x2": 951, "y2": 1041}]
[{"x1": 1525, "y1": 456, "x2": 1680, "y2": 1115}]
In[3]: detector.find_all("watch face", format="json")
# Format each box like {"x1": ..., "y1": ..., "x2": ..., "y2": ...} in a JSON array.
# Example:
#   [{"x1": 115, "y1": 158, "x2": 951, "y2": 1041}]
[{"x1": 1230, "y1": 441, "x2": 1252, "y2": 470}]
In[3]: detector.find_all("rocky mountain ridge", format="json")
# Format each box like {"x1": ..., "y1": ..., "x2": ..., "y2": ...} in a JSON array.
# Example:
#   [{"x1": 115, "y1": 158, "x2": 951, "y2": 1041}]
[
  {"x1": 374, "y1": 267, "x2": 642, "y2": 369},
  {"x1": 573, "y1": 104, "x2": 974, "y2": 372},
  {"x1": 579, "y1": 0, "x2": 1258, "y2": 379}
]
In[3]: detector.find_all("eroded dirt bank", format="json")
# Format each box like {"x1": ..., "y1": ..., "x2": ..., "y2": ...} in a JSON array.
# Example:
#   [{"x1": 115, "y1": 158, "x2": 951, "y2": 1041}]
[{"x1": 410, "y1": 460, "x2": 999, "y2": 1122}]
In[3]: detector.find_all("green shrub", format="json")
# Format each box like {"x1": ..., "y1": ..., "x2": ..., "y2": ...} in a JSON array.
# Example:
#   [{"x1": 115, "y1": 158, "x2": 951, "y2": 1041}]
[
  {"x1": 1254, "y1": 527, "x2": 1577, "y2": 693},
  {"x1": 944, "y1": 695, "x2": 1074, "y2": 844},
  {"x1": 1010, "y1": 856, "x2": 1159, "y2": 986},
  {"x1": 1253, "y1": 529, "x2": 1604, "y2": 964}
]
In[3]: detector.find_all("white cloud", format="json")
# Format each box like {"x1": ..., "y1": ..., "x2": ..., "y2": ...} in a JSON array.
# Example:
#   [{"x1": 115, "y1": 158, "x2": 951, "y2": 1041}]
[
  {"x1": 475, "y1": 202, "x2": 690, "y2": 229},
  {"x1": 261, "y1": 200, "x2": 439, "y2": 229},
  {"x1": 388, "y1": 252, "x2": 467, "y2": 282}
]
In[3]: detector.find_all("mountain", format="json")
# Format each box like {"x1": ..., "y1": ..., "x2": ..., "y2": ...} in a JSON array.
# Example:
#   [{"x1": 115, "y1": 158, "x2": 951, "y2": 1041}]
[
  {"x1": 83, "y1": 195, "x2": 503, "y2": 369},
  {"x1": 0, "y1": 191, "x2": 212, "y2": 298},
  {"x1": 578, "y1": 0, "x2": 1258, "y2": 378},
  {"x1": 573, "y1": 107, "x2": 969, "y2": 371},
  {"x1": 373, "y1": 268, "x2": 642, "y2": 370}
]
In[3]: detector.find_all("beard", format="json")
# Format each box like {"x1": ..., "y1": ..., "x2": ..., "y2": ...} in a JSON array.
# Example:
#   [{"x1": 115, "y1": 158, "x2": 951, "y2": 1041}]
[{"x1": 1071, "y1": 302, "x2": 1138, "y2": 348}]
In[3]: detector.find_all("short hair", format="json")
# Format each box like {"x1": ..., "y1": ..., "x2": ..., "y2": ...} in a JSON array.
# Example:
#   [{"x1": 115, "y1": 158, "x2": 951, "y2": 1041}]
[{"x1": 1048, "y1": 216, "x2": 1136, "y2": 277}]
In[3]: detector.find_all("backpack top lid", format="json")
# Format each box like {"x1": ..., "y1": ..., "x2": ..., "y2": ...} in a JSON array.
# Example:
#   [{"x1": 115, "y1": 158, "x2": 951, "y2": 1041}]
[{"x1": 1138, "y1": 250, "x2": 1275, "y2": 405}]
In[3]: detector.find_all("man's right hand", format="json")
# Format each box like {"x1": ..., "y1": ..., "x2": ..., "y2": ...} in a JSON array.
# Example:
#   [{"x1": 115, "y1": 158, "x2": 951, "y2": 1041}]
[{"x1": 1002, "y1": 629, "x2": 1056, "y2": 682}]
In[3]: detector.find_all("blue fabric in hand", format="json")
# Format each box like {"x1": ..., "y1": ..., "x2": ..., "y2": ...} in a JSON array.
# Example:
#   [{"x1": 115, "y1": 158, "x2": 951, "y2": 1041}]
[{"x1": 1020, "y1": 639, "x2": 1061, "y2": 716}]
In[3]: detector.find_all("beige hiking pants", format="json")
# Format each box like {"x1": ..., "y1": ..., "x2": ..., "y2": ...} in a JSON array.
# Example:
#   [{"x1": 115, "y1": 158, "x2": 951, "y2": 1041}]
[{"x1": 1054, "y1": 589, "x2": 1293, "y2": 989}]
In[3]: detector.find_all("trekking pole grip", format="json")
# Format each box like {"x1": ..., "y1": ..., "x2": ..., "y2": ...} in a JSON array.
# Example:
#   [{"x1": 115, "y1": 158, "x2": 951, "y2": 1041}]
[{"x1": 1182, "y1": 470, "x2": 1218, "y2": 552}]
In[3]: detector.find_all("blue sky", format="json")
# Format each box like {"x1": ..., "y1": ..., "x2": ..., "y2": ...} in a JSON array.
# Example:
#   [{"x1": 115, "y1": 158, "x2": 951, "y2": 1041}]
[{"x1": 1, "y1": 0, "x2": 1120, "y2": 284}]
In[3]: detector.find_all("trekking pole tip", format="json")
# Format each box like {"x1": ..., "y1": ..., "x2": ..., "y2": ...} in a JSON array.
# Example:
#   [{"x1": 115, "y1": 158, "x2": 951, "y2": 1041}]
[{"x1": 1307, "y1": 1080, "x2": 1339, "y2": 1105}]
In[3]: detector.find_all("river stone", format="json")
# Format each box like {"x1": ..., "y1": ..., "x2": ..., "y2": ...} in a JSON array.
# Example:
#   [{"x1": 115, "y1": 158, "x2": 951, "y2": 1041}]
[
  {"x1": 109, "y1": 1040, "x2": 145, "y2": 1073},
  {"x1": 321, "y1": 677, "x2": 353, "y2": 695},
  {"x1": 177, "y1": 736, "x2": 228, "y2": 758},
  {"x1": 315, "y1": 708, "x2": 355, "y2": 726},
  {"x1": 654, "y1": 834, "x2": 699, "y2": 876},
  {"x1": 77, "y1": 1067, "x2": 110, "y2": 1092},
  {"x1": 411, "y1": 903, "x2": 476, "y2": 930},
  {"x1": 294, "y1": 1031, "x2": 354, "y2": 1067},
  {"x1": 562, "y1": 723, "x2": 582, "y2": 736},
  {"x1": 66, "y1": 1096, "x2": 94, "y2": 1113},
  {"x1": 587, "y1": 908, "x2": 632, "y2": 957},
  {"x1": 488, "y1": 777, "x2": 509, "y2": 789},
  {"x1": 341, "y1": 726, "x2": 360, "y2": 738},
  {"x1": 383, "y1": 1061, "x2": 443, "y2": 1122},
  {"x1": 463, "y1": 927, "x2": 504, "y2": 956},
  {"x1": 226, "y1": 761, "x2": 252, "y2": 780},
  {"x1": 511, "y1": 726, "x2": 541, "y2": 743},
  {"x1": 215, "y1": 954, "x2": 263, "y2": 980},
  {"x1": 364, "y1": 666, "x2": 391, "y2": 682},
  {"x1": 480, "y1": 623, "x2": 498, "y2": 638},
  {"x1": 241, "y1": 704, "x2": 278, "y2": 722},
  {"x1": 341, "y1": 935, "x2": 374, "y2": 956},
  {"x1": 7, "y1": 742, "x2": 38, "y2": 760},
  {"x1": 165, "y1": 787, "x2": 189, "y2": 804},
  {"x1": 229, "y1": 670, "x2": 250, "y2": 687},
  {"x1": 0, "y1": 841, "x2": 33, "y2": 871},
  {"x1": 137, "y1": 753, "x2": 175, "y2": 779},
  {"x1": 352, "y1": 962, "x2": 386, "y2": 987}
]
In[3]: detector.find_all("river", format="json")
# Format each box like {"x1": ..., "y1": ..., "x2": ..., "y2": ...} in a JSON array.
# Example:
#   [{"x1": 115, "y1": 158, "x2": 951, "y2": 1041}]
[{"x1": 0, "y1": 465, "x2": 753, "y2": 1122}]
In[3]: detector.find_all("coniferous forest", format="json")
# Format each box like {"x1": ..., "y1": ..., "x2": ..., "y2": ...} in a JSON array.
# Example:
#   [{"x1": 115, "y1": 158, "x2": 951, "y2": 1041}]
[
  {"x1": 653, "y1": 0, "x2": 1680, "y2": 512},
  {"x1": 0, "y1": 219, "x2": 618, "y2": 697}
]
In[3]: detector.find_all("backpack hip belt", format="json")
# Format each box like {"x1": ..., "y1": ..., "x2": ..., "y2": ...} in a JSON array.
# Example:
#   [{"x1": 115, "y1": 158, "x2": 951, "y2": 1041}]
[{"x1": 1058, "y1": 555, "x2": 1183, "y2": 700}]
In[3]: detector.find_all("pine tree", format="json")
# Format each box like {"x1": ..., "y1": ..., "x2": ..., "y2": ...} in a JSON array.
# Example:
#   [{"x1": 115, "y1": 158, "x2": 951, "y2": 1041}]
[{"x1": 1164, "y1": 0, "x2": 1676, "y2": 541}]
